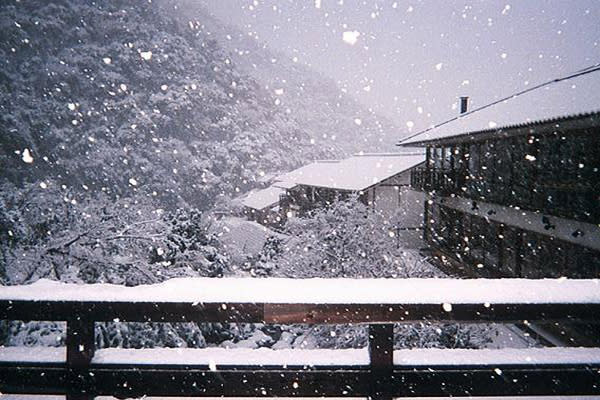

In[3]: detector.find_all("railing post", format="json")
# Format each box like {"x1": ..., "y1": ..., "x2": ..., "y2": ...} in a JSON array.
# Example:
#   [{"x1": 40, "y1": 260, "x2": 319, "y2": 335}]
[
  {"x1": 66, "y1": 317, "x2": 96, "y2": 400},
  {"x1": 369, "y1": 324, "x2": 394, "y2": 400}
]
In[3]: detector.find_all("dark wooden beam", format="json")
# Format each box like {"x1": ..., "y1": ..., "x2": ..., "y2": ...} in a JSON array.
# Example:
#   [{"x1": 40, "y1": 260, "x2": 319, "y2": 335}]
[
  {"x1": 0, "y1": 301, "x2": 264, "y2": 323},
  {"x1": 1, "y1": 364, "x2": 599, "y2": 397},
  {"x1": 369, "y1": 324, "x2": 394, "y2": 400},
  {"x1": 264, "y1": 303, "x2": 600, "y2": 324}
]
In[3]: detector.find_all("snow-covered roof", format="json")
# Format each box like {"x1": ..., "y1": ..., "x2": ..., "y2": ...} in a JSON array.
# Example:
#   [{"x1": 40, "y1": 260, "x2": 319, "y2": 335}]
[
  {"x1": 272, "y1": 180, "x2": 297, "y2": 189},
  {"x1": 400, "y1": 70, "x2": 600, "y2": 146},
  {"x1": 293, "y1": 153, "x2": 425, "y2": 191},
  {"x1": 275, "y1": 160, "x2": 340, "y2": 187},
  {"x1": 242, "y1": 186, "x2": 286, "y2": 211},
  {"x1": 210, "y1": 217, "x2": 285, "y2": 262}
]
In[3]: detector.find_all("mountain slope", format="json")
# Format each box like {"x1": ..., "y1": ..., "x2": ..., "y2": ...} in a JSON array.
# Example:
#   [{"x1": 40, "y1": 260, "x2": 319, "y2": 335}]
[
  {"x1": 0, "y1": 0, "x2": 397, "y2": 211},
  {"x1": 176, "y1": 1, "x2": 399, "y2": 157}
]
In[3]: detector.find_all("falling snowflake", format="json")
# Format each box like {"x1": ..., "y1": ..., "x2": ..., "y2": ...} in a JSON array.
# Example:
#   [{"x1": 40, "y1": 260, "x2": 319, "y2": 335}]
[
  {"x1": 21, "y1": 148, "x2": 33, "y2": 164},
  {"x1": 342, "y1": 31, "x2": 360, "y2": 45}
]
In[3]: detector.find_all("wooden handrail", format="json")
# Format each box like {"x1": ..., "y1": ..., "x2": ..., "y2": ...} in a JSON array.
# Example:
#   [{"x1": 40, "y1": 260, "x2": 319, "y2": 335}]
[{"x1": 1, "y1": 277, "x2": 599, "y2": 399}]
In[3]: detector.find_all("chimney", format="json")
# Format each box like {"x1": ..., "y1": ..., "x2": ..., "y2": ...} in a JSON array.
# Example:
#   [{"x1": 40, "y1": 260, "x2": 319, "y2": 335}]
[{"x1": 459, "y1": 96, "x2": 469, "y2": 114}]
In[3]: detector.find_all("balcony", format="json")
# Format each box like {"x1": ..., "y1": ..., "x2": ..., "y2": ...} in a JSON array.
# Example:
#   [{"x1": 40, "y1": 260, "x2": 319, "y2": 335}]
[
  {"x1": 410, "y1": 168, "x2": 459, "y2": 195},
  {"x1": 1, "y1": 277, "x2": 599, "y2": 399}
]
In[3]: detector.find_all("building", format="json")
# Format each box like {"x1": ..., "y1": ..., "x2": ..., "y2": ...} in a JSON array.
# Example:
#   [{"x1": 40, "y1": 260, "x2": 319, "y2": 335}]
[
  {"x1": 399, "y1": 72, "x2": 600, "y2": 279},
  {"x1": 241, "y1": 161, "x2": 338, "y2": 226},
  {"x1": 241, "y1": 153, "x2": 426, "y2": 237},
  {"x1": 283, "y1": 153, "x2": 425, "y2": 227}
]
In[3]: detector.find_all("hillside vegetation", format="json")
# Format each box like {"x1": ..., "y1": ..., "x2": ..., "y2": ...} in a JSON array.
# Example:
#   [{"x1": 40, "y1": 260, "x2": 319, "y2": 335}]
[{"x1": 0, "y1": 0, "x2": 396, "y2": 211}]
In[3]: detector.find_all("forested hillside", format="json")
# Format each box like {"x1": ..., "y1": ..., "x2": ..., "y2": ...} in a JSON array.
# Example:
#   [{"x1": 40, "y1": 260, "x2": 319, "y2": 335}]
[
  {"x1": 176, "y1": 1, "x2": 398, "y2": 157},
  {"x1": 0, "y1": 0, "x2": 396, "y2": 211}
]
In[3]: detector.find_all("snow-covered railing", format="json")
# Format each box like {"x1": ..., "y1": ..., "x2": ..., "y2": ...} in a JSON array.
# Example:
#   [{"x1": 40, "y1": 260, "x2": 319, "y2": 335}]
[{"x1": 1, "y1": 277, "x2": 599, "y2": 399}]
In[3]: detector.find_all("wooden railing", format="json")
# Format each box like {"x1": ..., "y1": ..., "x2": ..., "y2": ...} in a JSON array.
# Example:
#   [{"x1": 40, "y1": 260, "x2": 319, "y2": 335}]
[
  {"x1": 410, "y1": 168, "x2": 459, "y2": 195},
  {"x1": 1, "y1": 278, "x2": 600, "y2": 399}
]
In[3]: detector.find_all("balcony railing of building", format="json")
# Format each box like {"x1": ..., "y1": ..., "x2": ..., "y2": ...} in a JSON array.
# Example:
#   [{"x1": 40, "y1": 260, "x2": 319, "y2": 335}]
[
  {"x1": 410, "y1": 167, "x2": 458, "y2": 195},
  {"x1": 1, "y1": 277, "x2": 600, "y2": 399},
  {"x1": 410, "y1": 167, "x2": 599, "y2": 224}
]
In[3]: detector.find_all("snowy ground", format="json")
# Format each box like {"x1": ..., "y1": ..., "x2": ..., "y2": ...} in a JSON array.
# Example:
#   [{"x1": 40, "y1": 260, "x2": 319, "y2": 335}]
[{"x1": 209, "y1": 216, "x2": 286, "y2": 266}]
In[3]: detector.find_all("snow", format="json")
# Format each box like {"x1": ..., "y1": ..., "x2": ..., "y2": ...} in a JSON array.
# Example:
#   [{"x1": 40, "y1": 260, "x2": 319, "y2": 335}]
[
  {"x1": 211, "y1": 217, "x2": 284, "y2": 262},
  {"x1": 0, "y1": 346, "x2": 65, "y2": 363},
  {"x1": 400, "y1": 72, "x2": 600, "y2": 145},
  {"x1": 274, "y1": 160, "x2": 340, "y2": 188},
  {"x1": 242, "y1": 186, "x2": 286, "y2": 210},
  {"x1": 1, "y1": 346, "x2": 599, "y2": 367},
  {"x1": 93, "y1": 347, "x2": 369, "y2": 366},
  {"x1": 342, "y1": 31, "x2": 360, "y2": 45},
  {"x1": 1, "y1": 277, "x2": 599, "y2": 305},
  {"x1": 272, "y1": 180, "x2": 297, "y2": 189},
  {"x1": 393, "y1": 347, "x2": 600, "y2": 366},
  {"x1": 293, "y1": 153, "x2": 425, "y2": 191},
  {"x1": 21, "y1": 148, "x2": 33, "y2": 164}
]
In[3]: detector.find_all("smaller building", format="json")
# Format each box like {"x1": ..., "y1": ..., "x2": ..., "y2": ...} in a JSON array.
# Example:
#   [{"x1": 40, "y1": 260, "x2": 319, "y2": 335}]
[
  {"x1": 241, "y1": 161, "x2": 338, "y2": 226},
  {"x1": 240, "y1": 153, "x2": 426, "y2": 235},
  {"x1": 283, "y1": 153, "x2": 425, "y2": 225}
]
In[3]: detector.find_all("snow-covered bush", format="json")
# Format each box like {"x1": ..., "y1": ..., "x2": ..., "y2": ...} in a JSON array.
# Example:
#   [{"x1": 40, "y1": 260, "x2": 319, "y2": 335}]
[{"x1": 258, "y1": 196, "x2": 440, "y2": 278}]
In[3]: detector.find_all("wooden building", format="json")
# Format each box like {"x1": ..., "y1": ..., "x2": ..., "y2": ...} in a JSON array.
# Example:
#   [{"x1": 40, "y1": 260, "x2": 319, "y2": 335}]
[
  {"x1": 241, "y1": 161, "x2": 338, "y2": 226},
  {"x1": 282, "y1": 153, "x2": 425, "y2": 225},
  {"x1": 399, "y1": 73, "x2": 600, "y2": 279},
  {"x1": 241, "y1": 153, "x2": 426, "y2": 236}
]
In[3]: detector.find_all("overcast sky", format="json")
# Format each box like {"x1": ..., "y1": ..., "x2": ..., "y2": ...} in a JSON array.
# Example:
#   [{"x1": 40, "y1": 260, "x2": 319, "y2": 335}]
[{"x1": 197, "y1": 0, "x2": 600, "y2": 135}]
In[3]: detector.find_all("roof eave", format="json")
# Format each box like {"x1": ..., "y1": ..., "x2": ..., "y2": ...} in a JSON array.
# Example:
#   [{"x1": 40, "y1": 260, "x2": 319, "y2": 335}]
[{"x1": 397, "y1": 111, "x2": 600, "y2": 147}]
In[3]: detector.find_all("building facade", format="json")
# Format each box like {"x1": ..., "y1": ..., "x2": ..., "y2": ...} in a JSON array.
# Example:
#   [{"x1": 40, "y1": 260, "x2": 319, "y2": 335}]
[{"x1": 402, "y1": 109, "x2": 599, "y2": 278}]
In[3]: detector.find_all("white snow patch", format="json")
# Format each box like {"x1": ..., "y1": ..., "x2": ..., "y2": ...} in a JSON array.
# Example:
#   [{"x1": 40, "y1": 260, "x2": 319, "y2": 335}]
[
  {"x1": 354, "y1": 118, "x2": 362, "y2": 126},
  {"x1": 140, "y1": 51, "x2": 153, "y2": 60},
  {"x1": 2, "y1": 347, "x2": 600, "y2": 369},
  {"x1": 20, "y1": 148, "x2": 34, "y2": 163},
  {"x1": 102, "y1": 57, "x2": 112, "y2": 65},
  {"x1": 128, "y1": 178, "x2": 138, "y2": 186},
  {"x1": 1, "y1": 277, "x2": 599, "y2": 305},
  {"x1": 342, "y1": 31, "x2": 360, "y2": 45}
]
